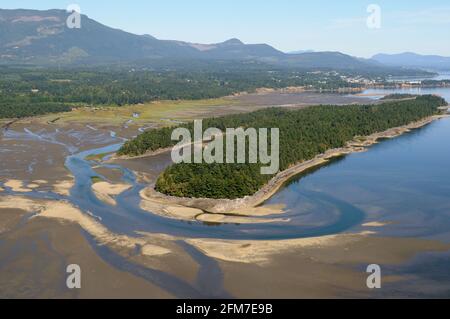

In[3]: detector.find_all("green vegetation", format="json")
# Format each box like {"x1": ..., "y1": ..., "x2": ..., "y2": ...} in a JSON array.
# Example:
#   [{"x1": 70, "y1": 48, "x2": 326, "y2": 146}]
[
  {"x1": 0, "y1": 101, "x2": 72, "y2": 119},
  {"x1": 90, "y1": 176, "x2": 104, "y2": 184},
  {"x1": 0, "y1": 66, "x2": 360, "y2": 119},
  {"x1": 119, "y1": 95, "x2": 446, "y2": 199},
  {"x1": 381, "y1": 94, "x2": 418, "y2": 100},
  {"x1": 1, "y1": 64, "x2": 441, "y2": 120},
  {"x1": 86, "y1": 153, "x2": 110, "y2": 162}
]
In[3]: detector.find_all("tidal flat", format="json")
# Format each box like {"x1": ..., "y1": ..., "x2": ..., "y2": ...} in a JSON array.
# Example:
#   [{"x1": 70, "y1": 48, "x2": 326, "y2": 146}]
[{"x1": 1, "y1": 91, "x2": 450, "y2": 298}]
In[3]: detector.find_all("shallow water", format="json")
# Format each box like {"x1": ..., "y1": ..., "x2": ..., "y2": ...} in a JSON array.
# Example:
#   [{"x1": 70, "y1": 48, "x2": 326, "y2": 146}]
[
  {"x1": 266, "y1": 116, "x2": 450, "y2": 242},
  {"x1": 2, "y1": 94, "x2": 449, "y2": 242},
  {"x1": 2, "y1": 89, "x2": 450, "y2": 297},
  {"x1": 359, "y1": 87, "x2": 450, "y2": 102},
  {"x1": 387, "y1": 72, "x2": 450, "y2": 82}
]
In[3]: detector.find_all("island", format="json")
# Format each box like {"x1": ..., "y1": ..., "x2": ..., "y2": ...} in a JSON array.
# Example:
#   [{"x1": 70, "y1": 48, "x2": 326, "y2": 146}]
[{"x1": 117, "y1": 95, "x2": 448, "y2": 214}]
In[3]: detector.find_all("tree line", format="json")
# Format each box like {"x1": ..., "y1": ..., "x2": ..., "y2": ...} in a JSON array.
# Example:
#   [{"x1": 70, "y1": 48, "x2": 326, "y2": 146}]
[
  {"x1": 0, "y1": 66, "x2": 356, "y2": 119},
  {"x1": 119, "y1": 95, "x2": 447, "y2": 199}
]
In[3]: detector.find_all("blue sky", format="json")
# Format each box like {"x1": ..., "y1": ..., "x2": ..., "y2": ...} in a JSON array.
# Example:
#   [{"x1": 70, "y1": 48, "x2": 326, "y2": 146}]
[{"x1": 1, "y1": 0, "x2": 450, "y2": 57}]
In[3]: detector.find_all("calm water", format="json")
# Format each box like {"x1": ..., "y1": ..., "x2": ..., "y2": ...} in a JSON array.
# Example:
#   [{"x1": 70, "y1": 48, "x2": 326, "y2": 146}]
[
  {"x1": 387, "y1": 72, "x2": 450, "y2": 82},
  {"x1": 266, "y1": 115, "x2": 450, "y2": 242},
  {"x1": 362, "y1": 87, "x2": 450, "y2": 102},
  {"x1": 263, "y1": 86, "x2": 450, "y2": 297},
  {"x1": 358, "y1": 71, "x2": 450, "y2": 102},
  {"x1": 264, "y1": 86, "x2": 450, "y2": 242}
]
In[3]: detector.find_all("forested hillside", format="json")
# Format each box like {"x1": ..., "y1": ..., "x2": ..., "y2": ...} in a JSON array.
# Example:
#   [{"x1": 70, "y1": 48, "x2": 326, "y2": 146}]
[
  {"x1": 118, "y1": 95, "x2": 447, "y2": 199},
  {"x1": 1, "y1": 8, "x2": 431, "y2": 72}
]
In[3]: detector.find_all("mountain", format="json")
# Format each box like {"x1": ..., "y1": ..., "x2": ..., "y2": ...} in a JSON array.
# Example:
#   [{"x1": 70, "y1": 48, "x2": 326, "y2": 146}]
[
  {"x1": 287, "y1": 50, "x2": 315, "y2": 54},
  {"x1": 284, "y1": 52, "x2": 382, "y2": 69},
  {"x1": 0, "y1": 9, "x2": 288, "y2": 64},
  {"x1": 0, "y1": 8, "x2": 431, "y2": 73},
  {"x1": 372, "y1": 53, "x2": 450, "y2": 70},
  {"x1": 0, "y1": 9, "x2": 203, "y2": 64},
  {"x1": 199, "y1": 38, "x2": 285, "y2": 60}
]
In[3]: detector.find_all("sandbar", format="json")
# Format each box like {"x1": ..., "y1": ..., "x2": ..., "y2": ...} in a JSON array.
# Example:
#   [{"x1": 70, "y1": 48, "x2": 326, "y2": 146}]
[{"x1": 92, "y1": 181, "x2": 131, "y2": 206}]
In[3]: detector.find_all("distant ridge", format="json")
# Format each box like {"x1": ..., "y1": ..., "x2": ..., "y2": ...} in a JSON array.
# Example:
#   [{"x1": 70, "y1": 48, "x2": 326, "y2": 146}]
[
  {"x1": 0, "y1": 8, "x2": 436, "y2": 73},
  {"x1": 372, "y1": 52, "x2": 450, "y2": 70}
]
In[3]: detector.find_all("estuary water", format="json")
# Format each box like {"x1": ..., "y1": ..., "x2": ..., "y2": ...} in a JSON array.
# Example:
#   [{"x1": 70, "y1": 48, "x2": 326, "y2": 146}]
[
  {"x1": 2, "y1": 85, "x2": 450, "y2": 297},
  {"x1": 265, "y1": 86, "x2": 450, "y2": 242},
  {"x1": 266, "y1": 110, "x2": 450, "y2": 242},
  {"x1": 2, "y1": 88, "x2": 449, "y2": 242}
]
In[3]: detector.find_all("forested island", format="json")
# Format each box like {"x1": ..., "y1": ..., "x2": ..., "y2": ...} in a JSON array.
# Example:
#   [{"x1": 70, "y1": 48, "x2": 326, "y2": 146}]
[{"x1": 119, "y1": 95, "x2": 447, "y2": 199}]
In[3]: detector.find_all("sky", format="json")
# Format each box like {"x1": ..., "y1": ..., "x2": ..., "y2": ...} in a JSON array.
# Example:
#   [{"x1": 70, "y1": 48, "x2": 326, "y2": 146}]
[{"x1": 1, "y1": 0, "x2": 450, "y2": 58}]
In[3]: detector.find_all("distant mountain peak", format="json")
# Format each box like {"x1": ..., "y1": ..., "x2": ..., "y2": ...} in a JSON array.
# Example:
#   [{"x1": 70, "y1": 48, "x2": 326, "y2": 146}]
[{"x1": 221, "y1": 38, "x2": 244, "y2": 46}]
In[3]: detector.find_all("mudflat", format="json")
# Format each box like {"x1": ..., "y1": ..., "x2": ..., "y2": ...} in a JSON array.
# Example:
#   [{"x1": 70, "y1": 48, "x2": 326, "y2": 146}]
[{"x1": 1, "y1": 93, "x2": 449, "y2": 298}]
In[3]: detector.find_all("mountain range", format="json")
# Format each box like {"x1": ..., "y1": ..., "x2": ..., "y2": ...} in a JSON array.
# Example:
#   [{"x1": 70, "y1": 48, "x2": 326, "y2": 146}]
[
  {"x1": 0, "y1": 8, "x2": 443, "y2": 74},
  {"x1": 372, "y1": 53, "x2": 450, "y2": 71}
]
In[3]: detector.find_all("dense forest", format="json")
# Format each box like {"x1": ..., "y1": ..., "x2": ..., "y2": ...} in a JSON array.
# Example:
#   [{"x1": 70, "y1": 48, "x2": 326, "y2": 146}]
[
  {"x1": 0, "y1": 65, "x2": 361, "y2": 119},
  {"x1": 0, "y1": 63, "x2": 443, "y2": 119},
  {"x1": 119, "y1": 95, "x2": 447, "y2": 199},
  {"x1": 381, "y1": 94, "x2": 418, "y2": 100},
  {"x1": 0, "y1": 101, "x2": 71, "y2": 119}
]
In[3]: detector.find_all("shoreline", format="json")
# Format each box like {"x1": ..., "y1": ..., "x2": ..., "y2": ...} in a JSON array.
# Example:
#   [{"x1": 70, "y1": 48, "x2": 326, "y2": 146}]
[
  {"x1": 2, "y1": 82, "x2": 448, "y2": 126},
  {"x1": 139, "y1": 114, "x2": 449, "y2": 215}
]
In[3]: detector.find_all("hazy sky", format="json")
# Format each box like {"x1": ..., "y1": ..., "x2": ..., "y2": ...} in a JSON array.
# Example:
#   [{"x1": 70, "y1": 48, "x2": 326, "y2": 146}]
[{"x1": 1, "y1": 0, "x2": 450, "y2": 57}]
